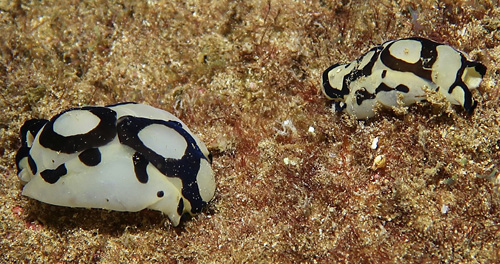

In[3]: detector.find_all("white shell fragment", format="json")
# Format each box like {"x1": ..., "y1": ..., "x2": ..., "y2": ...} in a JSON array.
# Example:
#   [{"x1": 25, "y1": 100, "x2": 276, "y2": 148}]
[
  {"x1": 322, "y1": 37, "x2": 487, "y2": 119},
  {"x1": 15, "y1": 102, "x2": 215, "y2": 226},
  {"x1": 370, "y1": 137, "x2": 379, "y2": 150},
  {"x1": 371, "y1": 155, "x2": 386, "y2": 170}
]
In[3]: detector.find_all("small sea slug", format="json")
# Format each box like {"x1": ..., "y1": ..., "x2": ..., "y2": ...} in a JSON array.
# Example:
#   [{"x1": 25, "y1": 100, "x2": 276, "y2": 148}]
[
  {"x1": 322, "y1": 37, "x2": 487, "y2": 119},
  {"x1": 15, "y1": 102, "x2": 215, "y2": 226}
]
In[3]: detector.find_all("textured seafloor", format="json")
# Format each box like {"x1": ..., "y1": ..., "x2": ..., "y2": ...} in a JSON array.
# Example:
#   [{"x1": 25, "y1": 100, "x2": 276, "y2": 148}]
[{"x1": 1, "y1": 1, "x2": 499, "y2": 263}]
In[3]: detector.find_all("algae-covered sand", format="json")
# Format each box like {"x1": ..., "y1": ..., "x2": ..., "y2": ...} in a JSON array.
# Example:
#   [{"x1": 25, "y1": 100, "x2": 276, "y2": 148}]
[{"x1": 1, "y1": 0, "x2": 500, "y2": 263}]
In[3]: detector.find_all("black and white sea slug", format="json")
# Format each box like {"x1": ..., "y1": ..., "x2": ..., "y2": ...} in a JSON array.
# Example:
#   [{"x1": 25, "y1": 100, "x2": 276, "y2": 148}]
[
  {"x1": 322, "y1": 37, "x2": 487, "y2": 119},
  {"x1": 15, "y1": 102, "x2": 215, "y2": 226}
]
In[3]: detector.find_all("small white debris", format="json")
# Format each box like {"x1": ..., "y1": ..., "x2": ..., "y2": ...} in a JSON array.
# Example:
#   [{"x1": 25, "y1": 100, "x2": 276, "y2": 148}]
[
  {"x1": 371, "y1": 155, "x2": 386, "y2": 170},
  {"x1": 371, "y1": 137, "x2": 379, "y2": 150},
  {"x1": 441, "y1": 204, "x2": 449, "y2": 214},
  {"x1": 275, "y1": 119, "x2": 298, "y2": 136},
  {"x1": 283, "y1": 120, "x2": 297, "y2": 134},
  {"x1": 283, "y1": 157, "x2": 297, "y2": 166},
  {"x1": 308, "y1": 126, "x2": 315, "y2": 134}
]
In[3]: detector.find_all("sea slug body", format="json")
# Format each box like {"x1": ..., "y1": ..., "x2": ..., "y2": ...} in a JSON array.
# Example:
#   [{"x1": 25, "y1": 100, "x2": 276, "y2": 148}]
[
  {"x1": 322, "y1": 37, "x2": 487, "y2": 119},
  {"x1": 15, "y1": 102, "x2": 215, "y2": 226}
]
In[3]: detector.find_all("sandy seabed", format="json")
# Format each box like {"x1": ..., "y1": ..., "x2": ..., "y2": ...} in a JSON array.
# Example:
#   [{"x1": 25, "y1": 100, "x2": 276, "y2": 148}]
[{"x1": 1, "y1": 0, "x2": 499, "y2": 263}]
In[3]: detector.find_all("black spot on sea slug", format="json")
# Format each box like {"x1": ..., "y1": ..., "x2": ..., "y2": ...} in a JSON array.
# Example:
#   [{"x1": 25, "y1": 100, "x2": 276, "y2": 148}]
[
  {"x1": 177, "y1": 199, "x2": 184, "y2": 215},
  {"x1": 28, "y1": 154, "x2": 37, "y2": 175},
  {"x1": 395, "y1": 84, "x2": 410, "y2": 93},
  {"x1": 355, "y1": 88, "x2": 376, "y2": 105},
  {"x1": 375, "y1": 83, "x2": 394, "y2": 93},
  {"x1": 40, "y1": 164, "x2": 68, "y2": 184},
  {"x1": 78, "y1": 148, "x2": 101, "y2": 166},
  {"x1": 132, "y1": 152, "x2": 149, "y2": 184}
]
